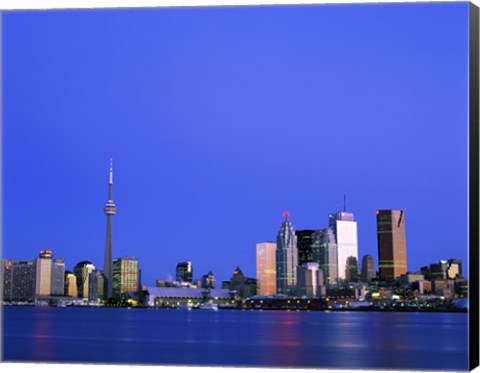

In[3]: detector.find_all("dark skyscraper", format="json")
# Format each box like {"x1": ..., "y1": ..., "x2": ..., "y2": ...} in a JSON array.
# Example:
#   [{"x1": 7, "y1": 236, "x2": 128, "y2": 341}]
[
  {"x1": 295, "y1": 230, "x2": 316, "y2": 265},
  {"x1": 104, "y1": 158, "x2": 116, "y2": 299},
  {"x1": 361, "y1": 254, "x2": 376, "y2": 282},
  {"x1": 376, "y1": 209, "x2": 407, "y2": 283},
  {"x1": 200, "y1": 271, "x2": 216, "y2": 289},
  {"x1": 2, "y1": 260, "x2": 36, "y2": 302},
  {"x1": 176, "y1": 261, "x2": 193, "y2": 283},
  {"x1": 74, "y1": 261, "x2": 95, "y2": 300}
]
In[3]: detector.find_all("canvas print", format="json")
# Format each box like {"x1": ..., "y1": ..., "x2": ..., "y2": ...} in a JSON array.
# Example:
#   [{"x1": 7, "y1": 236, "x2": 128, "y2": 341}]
[{"x1": 1, "y1": 1, "x2": 479, "y2": 371}]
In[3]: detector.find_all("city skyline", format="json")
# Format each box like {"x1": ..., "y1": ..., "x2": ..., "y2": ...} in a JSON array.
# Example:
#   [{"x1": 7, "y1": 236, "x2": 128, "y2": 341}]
[{"x1": 3, "y1": 3, "x2": 470, "y2": 286}]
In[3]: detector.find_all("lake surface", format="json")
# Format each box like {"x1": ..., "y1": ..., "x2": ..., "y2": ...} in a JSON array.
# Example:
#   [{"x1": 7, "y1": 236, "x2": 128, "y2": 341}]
[{"x1": 2, "y1": 307, "x2": 468, "y2": 370}]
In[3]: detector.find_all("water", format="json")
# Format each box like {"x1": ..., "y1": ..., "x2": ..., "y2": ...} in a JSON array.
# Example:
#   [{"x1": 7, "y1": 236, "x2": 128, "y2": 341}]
[{"x1": 2, "y1": 307, "x2": 468, "y2": 370}]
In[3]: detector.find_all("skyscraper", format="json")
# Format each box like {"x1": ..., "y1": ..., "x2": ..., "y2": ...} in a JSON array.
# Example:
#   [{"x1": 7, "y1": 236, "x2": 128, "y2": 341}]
[
  {"x1": 51, "y1": 258, "x2": 65, "y2": 296},
  {"x1": 361, "y1": 254, "x2": 376, "y2": 282},
  {"x1": 64, "y1": 271, "x2": 78, "y2": 298},
  {"x1": 113, "y1": 257, "x2": 139, "y2": 297},
  {"x1": 295, "y1": 230, "x2": 316, "y2": 265},
  {"x1": 329, "y1": 209, "x2": 358, "y2": 283},
  {"x1": 103, "y1": 158, "x2": 116, "y2": 299},
  {"x1": 312, "y1": 228, "x2": 338, "y2": 286},
  {"x1": 200, "y1": 271, "x2": 216, "y2": 289},
  {"x1": 73, "y1": 261, "x2": 95, "y2": 299},
  {"x1": 35, "y1": 250, "x2": 53, "y2": 296},
  {"x1": 376, "y1": 209, "x2": 407, "y2": 283},
  {"x1": 176, "y1": 261, "x2": 193, "y2": 283},
  {"x1": 256, "y1": 242, "x2": 277, "y2": 295},
  {"x1": 276, "y1": 212, "x2": 298, "y2": 296},
  {"x1": 296, "y1": 262, "x2": 326, "y2": 298},
  {"x1": 10, "y1": 260, "x2": 36, "y2": 301},
  {"x1": 345, "y1": 256, "x2": 360, "y2": 282},
  {"x1": 89, "y1": 269, "x2": 107, "y2": 302},
  {"x1": 227, "y1": 266, "x2": 257, "y2": 299}
]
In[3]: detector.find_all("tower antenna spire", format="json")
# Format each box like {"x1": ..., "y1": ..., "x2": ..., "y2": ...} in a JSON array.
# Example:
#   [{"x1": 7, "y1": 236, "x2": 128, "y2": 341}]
[
  {"x1": 344, "y1": 194, "x2": 346, "y2": 212},
  {"x1": 109, "y1": 157, "x2": 113, "y2": 185}
]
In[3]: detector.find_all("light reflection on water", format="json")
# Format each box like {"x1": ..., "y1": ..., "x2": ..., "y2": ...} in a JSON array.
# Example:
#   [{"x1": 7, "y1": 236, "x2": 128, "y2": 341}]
[{"x1": 3, "y1": 307, "x2": 468, "y2": 370}]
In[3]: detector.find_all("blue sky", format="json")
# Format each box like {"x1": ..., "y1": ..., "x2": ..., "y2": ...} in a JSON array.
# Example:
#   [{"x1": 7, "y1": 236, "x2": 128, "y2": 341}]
[{"x1": 2, "y1": 2, "x2": 470, "y2": 286}]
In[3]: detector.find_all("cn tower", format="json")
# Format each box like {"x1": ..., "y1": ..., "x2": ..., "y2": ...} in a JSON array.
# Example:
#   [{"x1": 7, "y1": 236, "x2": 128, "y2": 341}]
[{"x1": 103, "y1": 158, "x2": 116, "y2": 298}]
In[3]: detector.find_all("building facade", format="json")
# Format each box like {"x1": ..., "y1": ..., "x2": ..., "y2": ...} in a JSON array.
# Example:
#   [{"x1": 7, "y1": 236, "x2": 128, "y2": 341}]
[
  {"x1": 329, "y1": 211, "x2": 358, "y2": 283},
  {"x1": 345, "y1": 256, "x2": 360, "y2": 282},
  {"x1": 2, "y1": 260, "x2": 14, "y2": 300},
  {"x1": 296, "y1": 262, "x2": 326, "y2": 298},
  {"x1": 376, "y1": 209, "x2": 407, "y2": 283},
  {"x1": 361, "y1": 254, "x2": 376, "y2": 282},
  {"x1": 35, "y1": 250, "x2": 53, "y2": 296},
  {"x1": 276, "y1": 212, "x2": 298, "y2": 296},
  {"x1": 89, "y1": 269, "x2": 107, "y2": 302},
  {"x1": 64, "y1": 271, "x2": 78, "y2": 298},
  {"x1": 256, "y1": 242, "x2": 277, "y2": 295},
  {"x1": 312, "y1": 228, "x2": 338, "y2": 286},
  {"x1": 74, "y1": 261, "x2": 95, "y2": 299},
  {"x1": 113, "y1": 257, "x2": 139, "y2": 297},
  {"x1": 200, "y1": 271, "x2": 216, "y2": 289},
  {"x1": 176, "y1": 261, "x2": 193, "y2": 283},
  {"x1": 51, "y1": 258, "x2": 65, "y2": 296},
  {"x1": 227, "y1": 266, "x2": 257, "y2": 299},
  {"x1": 6, "y1": 260, "x2": 37, "y2": 302},
  {"x1": 295, "y1": 230, "x2": 316, "y2": 265}
]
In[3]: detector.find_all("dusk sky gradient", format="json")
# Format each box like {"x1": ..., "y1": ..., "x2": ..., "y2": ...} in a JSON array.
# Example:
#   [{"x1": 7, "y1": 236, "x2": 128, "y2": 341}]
[{"x1": 2, "y1": 2, "x2": 470, "y2": 286}]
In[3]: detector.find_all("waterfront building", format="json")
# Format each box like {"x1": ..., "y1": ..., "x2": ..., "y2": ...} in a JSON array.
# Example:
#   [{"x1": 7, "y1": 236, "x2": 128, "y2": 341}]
[
  {"x1": 227, "y1": 266, "x2": 257, "y2": 299},
  {"x1": 64, "y1": 271, "x2": 78, "y2": 298},
  {"x1": 329, "y1": 209, "x2": 358, "y2": 283},
  {"x1": 113, "y1": 257, "x2": 139, "y2": 297},
  {"x1": 361, "y1": 255, "x2": 376, "y2": 282},
  {"x1": 295, "y1": 230, "x2": 316, "y2": 265},
  {"x1": 312, "y1": 228, "x2": 338, "y2": 286},
  {"x1": 103, "y1": 158, "x2": 117, "y2": 299},
  {"x1": 176, "y1": 261, "x2": 193, "y2": 283},
  {"x1": 256, "y1": 242, "x2": 277, "y2": 295},
  {"x1": 296, "y1": 262, "x2": 326, "y2": 298},
  {"x1": 142, "y1": 286, "x2": 231, "y2": 307},
  {"x1": 200, "y1": 271, "x2": 216, "y2": 289},
  {"x1": 73, "y1": 261, "x2": 95, "y2": 299},
  {"x1": 89, "y1": 269, "x2": 107, "y2": 302},
  {"x1": 35, "y1": 250, "x2": 53, "y2": 296},
  {"x1": 376, "y1": 209, "x2": 407, "y2": 283},
  {"x1": 10, "y1": 260, "x2": 36, "y2": 301},
  {"x1": 51, "y1": 258, "x2": 65, "y2": 296},
  {"x1": 276, "y1": 212, "x2": 298, "y2": 296}
]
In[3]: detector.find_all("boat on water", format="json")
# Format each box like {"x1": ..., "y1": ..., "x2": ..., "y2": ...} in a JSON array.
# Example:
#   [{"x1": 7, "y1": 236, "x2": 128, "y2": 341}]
[{"x1": 199, "y1": 302, "x2": 218, "y2": 311}]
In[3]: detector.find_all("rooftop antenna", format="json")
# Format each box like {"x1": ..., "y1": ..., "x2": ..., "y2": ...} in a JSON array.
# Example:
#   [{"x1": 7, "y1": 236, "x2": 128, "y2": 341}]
[{"x1": 344, "y1": 194, "x2": 346, "y2": 212}]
